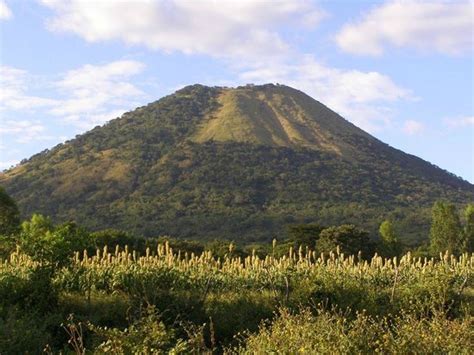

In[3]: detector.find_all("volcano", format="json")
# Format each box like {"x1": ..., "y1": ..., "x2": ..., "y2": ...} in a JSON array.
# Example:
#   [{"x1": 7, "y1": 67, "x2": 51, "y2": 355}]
[{"x1": 1, "y1": 84, "x2": 472, "y2": 242}]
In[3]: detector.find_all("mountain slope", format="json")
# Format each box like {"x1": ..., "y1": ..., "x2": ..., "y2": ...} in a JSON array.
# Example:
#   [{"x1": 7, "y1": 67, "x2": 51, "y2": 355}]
[
  {"x1": 1, "y1": 84, "x2": 472, "y2": 242},
  {"x1": 191, "y1": 85, "x2": 370, "y2": 156}
]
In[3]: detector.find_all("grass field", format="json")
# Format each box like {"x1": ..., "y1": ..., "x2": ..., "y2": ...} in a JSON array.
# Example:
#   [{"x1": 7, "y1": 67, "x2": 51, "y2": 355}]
[{"x1": 1, "y1": 243, "x2": 472, "y2": 353}]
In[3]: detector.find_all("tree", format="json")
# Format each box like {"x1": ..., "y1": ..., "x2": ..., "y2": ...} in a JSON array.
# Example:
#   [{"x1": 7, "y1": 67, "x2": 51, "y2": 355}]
[
  {"x1": 92, "y1": 228, "x2": 137, "y2": 249},
  {"x1": 0, "y1": 186, "x2": 20, "y2": 235},
  {"x1": 429, "y1": 201, "x2": 462, "y2": 255},
  {"x1": 462, "y1": 204, "x2": 474, "y2": 253},
  {"x1": 379, "y1": 220, "x2": 402, "y2": 257},
  {"x1": 21, "y1": 213, "x2": 53, "y2": 238},
  {"x1": 20, "y1": 214, "x2": 92, "y2": 267},
  {"x1": 316, "y1": 224, "x2": 375, "y2": 258},
  {"x1": 287, "y1": 223, "x2": 325, "y2": 248}
]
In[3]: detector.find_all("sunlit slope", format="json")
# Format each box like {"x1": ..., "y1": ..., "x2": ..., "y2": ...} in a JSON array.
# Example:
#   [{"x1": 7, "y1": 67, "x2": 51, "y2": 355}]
[{"x1": 193, "y1": 85, "x2": 374, "y2": 157}]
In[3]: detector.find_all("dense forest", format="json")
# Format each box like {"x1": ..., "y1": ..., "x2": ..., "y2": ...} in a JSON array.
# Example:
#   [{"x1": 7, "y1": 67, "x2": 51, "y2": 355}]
[
  {"x1": 1, "y1": 84, "x2": 473, "y2": 244},
  {"x1": 0, "y1": 188, "x2": 472, "y2": 353}
]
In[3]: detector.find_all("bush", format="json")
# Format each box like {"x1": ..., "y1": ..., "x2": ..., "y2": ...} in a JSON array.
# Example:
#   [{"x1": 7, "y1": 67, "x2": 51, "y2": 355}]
[
  {"x1": 316, "y1": 224, "x2": 375, "y2": 258},
  {"x1": 203, "y1": 291, "x2": 276, "y2": 345},
  {"x1": 0, "y1": 187, "x2": 20, "y2": 236},
  {"x1": 235, "y1": 308, "x2": 473, "y2": 354},
  {"x1": 87, "y1": 305, "x2": 205, "y2": 354},
  {"x1": 19, "y1": 215, "x2": 93, "y2": 267},
  {"x1": 0, "y1": 266, "x2": 57, "y2": 314},
  {"x1": 0, "y1": 309, "x2": 56, "y2": 354}
]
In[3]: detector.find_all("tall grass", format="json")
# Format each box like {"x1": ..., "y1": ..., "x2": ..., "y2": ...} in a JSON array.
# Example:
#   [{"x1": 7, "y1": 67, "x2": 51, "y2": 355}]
[{"x1": 1, "y1": 244, "x2": 472, "y2": 352}]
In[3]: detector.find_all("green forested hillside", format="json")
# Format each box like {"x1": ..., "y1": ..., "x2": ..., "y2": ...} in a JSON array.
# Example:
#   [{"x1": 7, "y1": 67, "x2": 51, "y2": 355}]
[{"x1": 1, "y1": 84, "x2": 472, "y2": 242}]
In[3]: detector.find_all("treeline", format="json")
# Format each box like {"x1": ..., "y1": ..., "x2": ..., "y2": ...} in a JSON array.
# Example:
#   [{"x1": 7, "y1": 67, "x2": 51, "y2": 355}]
[{"x1": 0, "y1": 187, "x2": 473, "y2": 264}]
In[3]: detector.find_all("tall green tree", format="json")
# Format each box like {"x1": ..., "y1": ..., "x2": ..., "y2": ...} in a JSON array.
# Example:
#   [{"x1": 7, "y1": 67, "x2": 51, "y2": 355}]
[
  {"x1": 316, "y1": 224, "x2": 375, "y2": 258},
  {"x1": 379, "y1": 220, "x2": 402, "y2": 257},
  {"x1": 462, "y1": 204, "x2": 474, "y2": 253},
  {"x1": 429, "y1": 201, "x2": 462, "y2": 255},
  {"x1": 0, "y1": 186, "x2": 20, "y2": 235},
  {"x1": 287, "y1": 223, "x2": 325, "y2": 248},
  {"x1": 20, "y1": 214, "x2": 92, "y2": 267}
]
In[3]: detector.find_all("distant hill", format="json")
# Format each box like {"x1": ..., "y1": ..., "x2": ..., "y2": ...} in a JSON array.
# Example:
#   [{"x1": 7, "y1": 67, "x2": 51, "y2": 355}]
[{"x1": 1, "y1": 84, "x2": 473, "y2": 243}]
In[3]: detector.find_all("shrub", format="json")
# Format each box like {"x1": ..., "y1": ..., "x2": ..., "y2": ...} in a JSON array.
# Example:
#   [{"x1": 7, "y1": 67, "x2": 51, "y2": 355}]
[
  {"x1": 316, "y1": 224, "x2": 375, "y2": 257},
  {"x1": 235, "y1": 308, "x2": 473, "y2": 354}
]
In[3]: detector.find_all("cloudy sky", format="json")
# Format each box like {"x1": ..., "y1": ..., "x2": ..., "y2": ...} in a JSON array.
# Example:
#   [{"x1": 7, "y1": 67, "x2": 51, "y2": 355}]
[{"x1": 0, "y1": 0, "x2": 473, "y2": 181}]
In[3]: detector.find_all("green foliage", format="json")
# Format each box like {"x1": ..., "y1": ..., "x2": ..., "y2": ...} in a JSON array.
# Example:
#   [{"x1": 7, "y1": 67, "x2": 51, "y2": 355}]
[
  {"x1": 59, "y1": 292, "x2": 131, "y2": 329},
  {"x1": 379, "y1": 220, "x2": 396, "y2": 243},
  {"x1": 463, "y1": 204, "x2": 474, "y2": 253},
  {"x1": 316, "y1": 224, "x2": 374, "y2": 257},
  {"x1": 19, "y1": 214, "x2": 92, "y2": 267},
  {"x1": 235, "y1": 308, "x2": 473, "y2": 354},
  {"x1": 91, "y1": 228, "x2": 137, "y2": 248},
  {"x1": 379, "y1": 220, "x2": 402, "y2": 257},
  {"x1": 286, "y1": 223, "x2": 324, "y2": 248},
  {"x1": 430, "y1": 201, "x2": 463, "y2": 255},
  {"x1": 1, "y1": 236, "x2": 473, "y2": 353},
  {"x1": 0, "y1": 186, "x2": 20, "y2": 236},
  {"x1": 0, "y1": 260, "x2": 61, "y2": 353},
  {"x1": 205, "y1": 240, "x2": 246, "y2": 259},
  {"x1": 90, "y1": 228, "x2": 158, "y2": 255},
  {"x1": 0, "y1": 309, "x2": 58, "y2": 354},
  {"x1": 204, "y1": 291, "x2": 275, "y2": 345},
  {"x1": 88, "y1": 306, "x2": 192, "y2": 354},
  {"x1": 21, "y1": 213, "x2": 53, "y2": 237},
  {"x1": 0, "y1": 266, "x2": 57, "y2": 315}
]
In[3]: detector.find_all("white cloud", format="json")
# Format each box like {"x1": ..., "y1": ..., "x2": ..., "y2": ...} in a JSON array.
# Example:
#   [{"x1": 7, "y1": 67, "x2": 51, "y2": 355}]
[
  {"x1": 402, "y1": 120, "x2": 424, "y2": 135},
  {"x1": 336, "y1": 1, "x2": 473, "y2": 56},
  {"x1": 1, "y1": 60, "x2": 147, "y2": 136},
  {"x1": 50, "y1": 60, "x2": 146, "y2": 129},
  {"x1": 0, "y1": 0, "x2": 12, "y2": 20},
  {"x1": 0, "y1": 66, "x2": 58, "y2": 111},
  {"x1": 239, "y1": 56, "x2": 413, "y2": 132},
  {"x1": 61, "y1": 109, "x2": 130, "y2": 130},
  {"x1": 39, "y1": 0, "x2": 324, "y2": 59},
  {"x1": 0, "y1": 119, "x2": 55, "y2": 143},
  {"x1": 444, "y1": 116, "x2": 474, "y2": 128}
]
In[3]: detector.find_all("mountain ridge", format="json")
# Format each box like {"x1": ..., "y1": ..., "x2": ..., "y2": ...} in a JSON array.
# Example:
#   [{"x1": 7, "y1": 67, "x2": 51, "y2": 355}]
[{"x1": 1, "y1": 83, "x2": 472, "y2": 242}]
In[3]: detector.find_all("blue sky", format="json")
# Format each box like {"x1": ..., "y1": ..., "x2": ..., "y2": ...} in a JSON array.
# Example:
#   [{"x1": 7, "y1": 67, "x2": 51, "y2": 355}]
[{"x1": 0, "y1": 0, "x2": 473, "y2": 182}]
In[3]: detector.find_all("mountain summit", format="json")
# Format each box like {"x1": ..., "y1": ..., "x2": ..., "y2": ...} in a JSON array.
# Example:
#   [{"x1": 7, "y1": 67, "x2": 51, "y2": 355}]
[{"x1": 1, "y1": 84, "x2": 472, "y2": 242}]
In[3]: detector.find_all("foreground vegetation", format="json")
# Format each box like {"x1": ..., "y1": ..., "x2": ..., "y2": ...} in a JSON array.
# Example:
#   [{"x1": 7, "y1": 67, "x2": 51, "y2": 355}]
[
  {"x1": 1, "y1": 239, "x2": 473, "y2": 353},
  {"x1": 0, "y1": 188, "x2": 473, "y2": 353}
]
